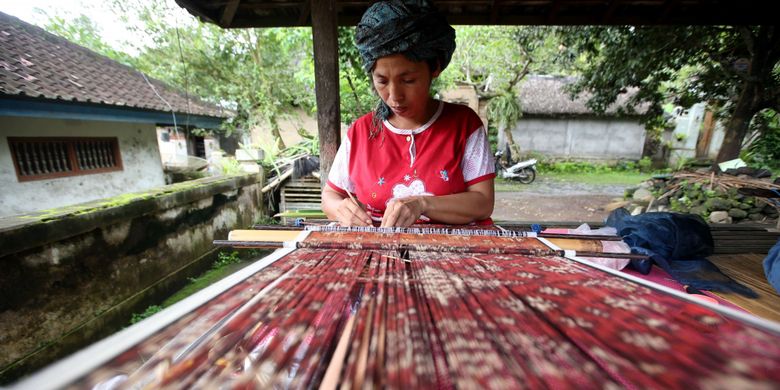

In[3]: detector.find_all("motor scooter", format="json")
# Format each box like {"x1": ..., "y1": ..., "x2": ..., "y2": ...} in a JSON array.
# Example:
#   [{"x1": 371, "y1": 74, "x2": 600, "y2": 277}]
[{"x1": 494, "y1": 145, "x2": 537, "y2": 184}]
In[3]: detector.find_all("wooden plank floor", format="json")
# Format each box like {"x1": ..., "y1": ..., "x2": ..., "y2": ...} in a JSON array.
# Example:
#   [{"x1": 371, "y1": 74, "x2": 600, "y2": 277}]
[{"x1": 709, "y1": 253, "x2": 780, "y2": 323}]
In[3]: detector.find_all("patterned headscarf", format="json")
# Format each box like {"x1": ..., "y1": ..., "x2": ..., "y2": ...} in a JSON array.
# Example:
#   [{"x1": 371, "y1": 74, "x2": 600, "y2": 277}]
[
  {"x1": 355, "y1": 0, "x2": 456, "y2": 73},
  {"x1": 354, "y1": 0, "x2": 456, "y2": 128}
]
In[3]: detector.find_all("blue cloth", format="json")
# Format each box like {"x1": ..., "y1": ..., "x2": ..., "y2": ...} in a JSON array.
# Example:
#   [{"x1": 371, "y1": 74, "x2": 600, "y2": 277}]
[
  {"x1": 765, "y1": 240, "x2": 780, "y2": 294},
  {"x1": 606, "y1": 208, "x2": 757, "y2": 297}
]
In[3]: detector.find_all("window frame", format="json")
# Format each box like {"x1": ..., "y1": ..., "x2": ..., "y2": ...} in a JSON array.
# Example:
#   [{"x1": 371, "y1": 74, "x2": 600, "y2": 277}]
[{"x1": 8, "y1": 137, "x2": 123, "y2": 182}]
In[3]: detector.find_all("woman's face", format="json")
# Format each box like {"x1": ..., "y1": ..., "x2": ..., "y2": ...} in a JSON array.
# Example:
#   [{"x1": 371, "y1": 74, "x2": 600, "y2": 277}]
[{"x1": 372, "y1": 54, "x2": 440, "y2": 127}]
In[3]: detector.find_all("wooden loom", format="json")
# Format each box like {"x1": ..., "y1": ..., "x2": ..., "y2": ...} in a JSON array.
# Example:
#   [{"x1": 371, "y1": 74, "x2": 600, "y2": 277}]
[{"x1": 14, "y1": 225, "x2": 780, "y2": 389}]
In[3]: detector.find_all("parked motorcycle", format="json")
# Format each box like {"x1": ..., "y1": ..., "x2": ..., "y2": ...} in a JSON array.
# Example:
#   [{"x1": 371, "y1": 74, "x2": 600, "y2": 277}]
[{"x1": 495, "y1": 145, "x2": 537, "y2": 184}]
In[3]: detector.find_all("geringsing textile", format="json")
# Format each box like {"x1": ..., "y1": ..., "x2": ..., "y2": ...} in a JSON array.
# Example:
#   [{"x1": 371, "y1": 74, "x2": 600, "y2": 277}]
[{"x1": 64, "y1": 247, "x2": 780, "y2": 389}]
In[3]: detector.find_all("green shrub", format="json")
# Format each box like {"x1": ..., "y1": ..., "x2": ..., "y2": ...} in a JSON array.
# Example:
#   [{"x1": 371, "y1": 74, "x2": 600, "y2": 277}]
[
  {"x1": 744, "y1": 109, "x2": 780, "y2": 170},
  {"x1": 638, "y1": 157, "x2": 653, "y2": 173},
  {"x1": 130, "y1": 305, "x2": 163, "y2": 324},
  {"x1": 219, "y1": 157, "x2": 244, "y2": 175},
  {"x1": 537, "y1": 159, "x2": 649, "y2": 174},
  {"x1": 214, "y1": 251, "x2": 241, "y2": 269}
]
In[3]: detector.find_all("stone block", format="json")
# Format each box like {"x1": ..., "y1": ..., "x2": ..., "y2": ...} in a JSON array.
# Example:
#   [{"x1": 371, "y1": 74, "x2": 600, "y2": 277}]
[
  {"x1": 705, "y1": 198, "x2": 731, "y2": 211},
  {"x1": 728, "y1": 208, "x2": 748, "y2": 219},
  {"x1": 709, "y1": 211, "x2": 731, "y2": 224}
]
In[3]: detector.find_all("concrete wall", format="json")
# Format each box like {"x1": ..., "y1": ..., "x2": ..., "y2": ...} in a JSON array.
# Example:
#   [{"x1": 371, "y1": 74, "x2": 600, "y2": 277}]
[
  {"x1": 0, "y1": 116, "x2": 166, "y2": 217},
  {"x1": 438, "y1": 84, "x2": 489, "y2": 128},
  {"x1": 509, "y1": 116, "x2": 646, "y2": 160},
  {"x1": 708, "y1": 121, "x2": 726, "y2": 160},
  {"x1": 0, "y1": 173, "x2": 264, "y2": 383},
  {"x1": 667, "y1": 103, "x2": 706, "y2": 166},
  {"x1": 156, "y1": 128, "x2": 220, "y2": 165},
  {"x1": 156, "y1": 127, "x2": 188, "y2": 166}
]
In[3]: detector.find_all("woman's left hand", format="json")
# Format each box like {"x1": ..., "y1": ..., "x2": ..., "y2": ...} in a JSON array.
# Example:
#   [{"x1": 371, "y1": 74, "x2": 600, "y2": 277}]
[{"x1": 381, "y1": 197, "x2": 426, "y2": 227}]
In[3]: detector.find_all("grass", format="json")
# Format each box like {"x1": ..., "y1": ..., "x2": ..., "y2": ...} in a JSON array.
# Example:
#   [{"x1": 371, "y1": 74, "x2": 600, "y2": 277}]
[
  {"x1": 495, "y1": 171, "x2": 652, "y2": 192},
  {"x1": 129, "y1": 249, "x2": 270, "y2": 324},
  {"x1": 160, "y1": 259, "x2": 250, "y2": 308},
  {"x1": 544, "y1": 171, "x2": 653, "y2": 185}
]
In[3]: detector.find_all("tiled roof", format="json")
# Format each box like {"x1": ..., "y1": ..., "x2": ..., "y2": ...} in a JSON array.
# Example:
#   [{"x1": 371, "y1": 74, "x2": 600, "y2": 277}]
[
  {"x1": 519, "y1": 75, "x2": 648, "y2": 116},
  {"x1": 0, "y1": 11, "x2": 228, "y2": 119}
]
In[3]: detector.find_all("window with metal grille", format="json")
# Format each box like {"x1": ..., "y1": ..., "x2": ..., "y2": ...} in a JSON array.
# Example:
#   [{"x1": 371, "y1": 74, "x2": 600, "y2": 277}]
[{"x1": 8, "y1": 137, "x2": 123, "y2": 182}]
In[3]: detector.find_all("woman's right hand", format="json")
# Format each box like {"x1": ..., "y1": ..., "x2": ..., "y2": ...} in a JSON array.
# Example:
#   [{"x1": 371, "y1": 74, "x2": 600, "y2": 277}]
[{"x1": 335, "y1": 197, "x2": 373, "y2": 226}]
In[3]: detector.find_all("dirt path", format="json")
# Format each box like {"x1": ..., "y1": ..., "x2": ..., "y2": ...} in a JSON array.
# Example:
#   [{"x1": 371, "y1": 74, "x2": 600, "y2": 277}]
[{"x1": 492, "y1": 178, "x2": 627, "y2": 223}]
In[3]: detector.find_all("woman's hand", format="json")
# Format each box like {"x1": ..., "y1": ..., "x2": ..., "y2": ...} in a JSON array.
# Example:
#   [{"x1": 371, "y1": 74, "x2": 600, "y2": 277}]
[
  {"x1": 335, "y1": 197, "x2": 373, "y2": 227},
  {"x1": 381, "y1": 197, "x2": 426, "y2": 227},
  {"x1": 322, "y1": 185, "x2": 373, "y2": 226}
]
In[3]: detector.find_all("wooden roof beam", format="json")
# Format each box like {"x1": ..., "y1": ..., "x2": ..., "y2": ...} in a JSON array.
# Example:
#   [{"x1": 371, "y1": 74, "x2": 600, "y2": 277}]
[
  {"x1": 219, "y1": 0, "x2": 240, "y2": 27},
  {"x1": 489, "y1": 0, "x2": 500, "y2": 24},
  {"x1": 602, "y1": 0, "x2": 621, "y2": 24},
  {"x1": 298, "y1": 0, "x2": 312, "y2": 26},
  {"x1": 546, "y1": 0, "x2": 561, "y2": 23},
  {"x1": 660, "y1": 0, "x2": 680, "y2": 24}
]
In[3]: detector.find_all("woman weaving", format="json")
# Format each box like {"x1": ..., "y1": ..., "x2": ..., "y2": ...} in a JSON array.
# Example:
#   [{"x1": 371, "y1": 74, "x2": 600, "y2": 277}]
[{"x1": 323, "y1": 0, "x2": 495, "y2": 227}]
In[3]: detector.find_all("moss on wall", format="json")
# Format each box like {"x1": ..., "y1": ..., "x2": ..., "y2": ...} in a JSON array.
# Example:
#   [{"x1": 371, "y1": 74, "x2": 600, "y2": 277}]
[{"x1": 0, "y1": 172, "x2": 264, "y2": 384}]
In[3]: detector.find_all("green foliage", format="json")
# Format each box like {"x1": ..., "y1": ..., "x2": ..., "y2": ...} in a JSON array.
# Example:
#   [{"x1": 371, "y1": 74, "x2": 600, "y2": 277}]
[
  {"x1": 255, "y1": 215, "x2": 280, "y2": 226},
  {"x1": 161, "y1": 251, "x2": 261, "y2": 309},
  {"x1": 281, "y1": 129, "x2": 319, "y2": 157},
  {"x1": 254, "y1": 134, "x2": 319, "y2": 177},
  {"x1": 556, "y1": 26, "x2": 780, "y2": 162},
  {"x1": 116, "y1": 1, "x2": 314, "y2": 141},
  {"x1": 638, "y1": 157, "x2": 653, "y2": 173},
  {"x1": 744, "y1": 109, "x2": 780, "y2": 169},
  {"x1": 40, "y1": 1, "x2": 319, "y2": 144},
  {"x1": 214, "y1": 251, "x2": 241, "y2": 269},
  {"x1": 42, "y1": 13, "x2": 134, "y2": 66},
  {"x1": 218, "y1": 157, "x2": 244, "y2": 175},
  {"x1": 444, "y1": 26, "x2": 570, "y2": 154},
  {"x1": 130, "y1": 305, "x2": 162, "y2": 324},
  {"x1": 445, "y1": 26, "x2": 569, "y2": 91},
  {"x1": 338, "y1": 26, "x2": 375, "y2": 125},
  {"x1": 499, "y1": 170, "x2": 650, "y2": 191},
  {"x1": 487, "y1": 92, "x2": 522, "y2": 133},
  {"x1": 538, "y1": 160, "x2": 647, "y2": 174}
]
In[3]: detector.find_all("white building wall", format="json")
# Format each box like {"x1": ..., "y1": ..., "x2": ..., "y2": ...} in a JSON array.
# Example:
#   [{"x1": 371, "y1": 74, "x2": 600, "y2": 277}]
[
  {"x1": 156, "y1": 128, "x2": 188, "y2": 166},
  {"x1": 511, "y1": 117, "x2": 646, "y2": 160},
  {"x1": 0, "y1": 116, "x2": 166, "y2": 217},
  {"x1": 708, "y1": 121, "x2": 726, "y2": 159},
  {"x1": 668, "y1": 103, "x2": 706, "y2": 166}
]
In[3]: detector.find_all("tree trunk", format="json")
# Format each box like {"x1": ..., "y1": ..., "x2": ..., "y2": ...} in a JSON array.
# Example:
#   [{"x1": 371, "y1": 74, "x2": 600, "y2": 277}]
[
  {"x1": 502, "y1": 126, "x2": 522, "y2": 162},
  {"x1": 271, "y1": 122, "x2": 286, "y2": 151},
  {"x1": 715, "y1": 85, "x2": 758, "y2": 163}
]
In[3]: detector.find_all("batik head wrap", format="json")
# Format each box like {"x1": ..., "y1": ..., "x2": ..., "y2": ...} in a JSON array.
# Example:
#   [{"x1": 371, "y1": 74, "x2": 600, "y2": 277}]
[{"x1": 354, "y1": 0, "x2": 456, "y2": 127}]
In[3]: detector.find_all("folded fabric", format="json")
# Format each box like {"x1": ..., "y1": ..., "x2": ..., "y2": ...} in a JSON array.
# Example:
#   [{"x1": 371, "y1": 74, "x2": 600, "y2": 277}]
[
  {"x1": 606, "y1": 208, "x2": 757, "y2": 297},
  {"x1": 765, "y1": 240, "x2": 780, "y2": 294},
  {"x1": 543, "y1": 224, "x2": 630, "y2": 270}
]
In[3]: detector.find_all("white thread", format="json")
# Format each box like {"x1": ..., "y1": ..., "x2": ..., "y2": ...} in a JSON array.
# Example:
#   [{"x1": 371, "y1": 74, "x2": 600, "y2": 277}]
[{"x1": 304, "y1": 225, "x2": 529, "y2": 238}]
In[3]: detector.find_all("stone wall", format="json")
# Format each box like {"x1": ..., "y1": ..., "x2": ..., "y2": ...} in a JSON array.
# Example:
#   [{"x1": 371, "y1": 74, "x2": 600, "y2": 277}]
[
  {"x1": 0, "y1": 173, "x2": 263, "y2": 383},
  {"x1": 507, "y1": 116, "x2": 646, "y2": 161}
]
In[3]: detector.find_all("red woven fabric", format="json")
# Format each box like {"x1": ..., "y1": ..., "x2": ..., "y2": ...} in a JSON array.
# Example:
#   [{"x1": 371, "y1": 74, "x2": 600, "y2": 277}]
[
  {"x1": 301, "y1": 230, "x2": 555, "y2": 254},
  {"x1": 73, "y1": 248, "x2": 780, "y2": 388}
]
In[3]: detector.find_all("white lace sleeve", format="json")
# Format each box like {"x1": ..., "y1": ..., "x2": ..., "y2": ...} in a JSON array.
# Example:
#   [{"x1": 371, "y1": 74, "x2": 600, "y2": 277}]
[
  {"x1": 461, "y1": 126, "x2": 495, "y2": 184},
  {"x1": 327, "y1": 136, "x2": 355, "y2": 193}
]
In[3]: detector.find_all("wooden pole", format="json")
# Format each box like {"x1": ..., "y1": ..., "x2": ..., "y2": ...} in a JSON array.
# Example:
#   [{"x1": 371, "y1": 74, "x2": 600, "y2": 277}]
[
  {"x1": 696, "y1": 109, "x2": 715, "y2": 158},
  {"x1": 311, "y1": 0, "x2": 341, "y2": 188}
]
